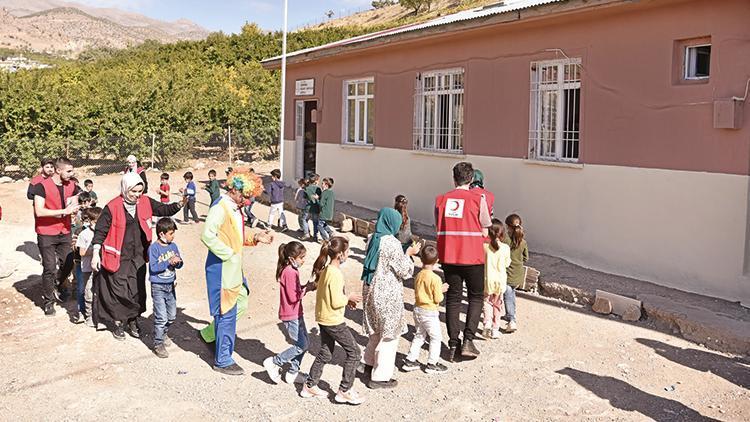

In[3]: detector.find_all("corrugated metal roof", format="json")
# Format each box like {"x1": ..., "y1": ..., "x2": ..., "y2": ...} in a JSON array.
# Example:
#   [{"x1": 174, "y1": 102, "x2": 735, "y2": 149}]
[{"x1": 263, "y1": 0, "x2": 565, "y2": 63}]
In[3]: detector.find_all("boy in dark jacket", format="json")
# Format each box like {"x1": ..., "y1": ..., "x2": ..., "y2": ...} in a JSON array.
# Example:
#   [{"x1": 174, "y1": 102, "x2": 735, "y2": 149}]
[
  {"x1": 318, "y1": 178, "x2": 335, "y2": 241},
  {"x1": 304, "y1": 174, "x2": 322, "y2": 241},
  {"x1": 265, "y1": 169, "x2": 288, "y2": 232}
]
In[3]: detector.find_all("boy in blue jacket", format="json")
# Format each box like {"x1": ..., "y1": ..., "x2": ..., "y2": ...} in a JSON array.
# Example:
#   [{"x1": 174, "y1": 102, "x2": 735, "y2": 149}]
[
  {"x1": 149, "y1": 218, "x2": 183, "y2": 358},
  {"x1": 265, "y1": 169, "x2": 288, "y2": 232}
]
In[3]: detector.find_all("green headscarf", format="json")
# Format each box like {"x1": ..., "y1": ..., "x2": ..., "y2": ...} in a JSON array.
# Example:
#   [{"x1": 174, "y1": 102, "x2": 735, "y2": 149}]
[{"x1": 361, "y1": 207, "x2": 403, "y2": 285}]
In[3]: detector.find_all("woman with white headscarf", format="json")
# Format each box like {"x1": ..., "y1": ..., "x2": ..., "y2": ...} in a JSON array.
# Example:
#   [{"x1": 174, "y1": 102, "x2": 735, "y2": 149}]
[
  {"x1": 124, "y1": 154, "x2": 149, "y2": 194},
  {"x1": 91, "y1": 173, "x2": 183, "y2": 340}
]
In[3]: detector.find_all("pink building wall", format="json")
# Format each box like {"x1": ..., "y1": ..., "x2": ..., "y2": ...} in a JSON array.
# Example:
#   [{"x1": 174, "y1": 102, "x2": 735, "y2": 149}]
[{"x1": 282, "y1": 0, "x2": 750, "y2": 175}]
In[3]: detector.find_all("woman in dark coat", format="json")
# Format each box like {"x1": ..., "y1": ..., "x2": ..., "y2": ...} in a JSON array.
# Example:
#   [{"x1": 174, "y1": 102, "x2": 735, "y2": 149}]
[{"x1": 91, "y1": 173, "x2": 183, "y2": 340}]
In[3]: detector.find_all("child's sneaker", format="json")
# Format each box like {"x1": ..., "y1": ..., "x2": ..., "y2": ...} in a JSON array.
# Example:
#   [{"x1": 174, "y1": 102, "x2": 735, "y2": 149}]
[
  {"x1": 334, "y1": 388, "x2": 365, "y2": 405},
  {"x1": 401, "y1": 359, "x2": 420, "y2": 372},
  {"x1": 482, "y1": 327, "x2": 492, "y2": 339},
  {"x1": 263, "y1": 357, "x2": 282, "y2": 383},
  {"x1": 85, "y1": 316, "x2": 95, "y2": 328},
  {"x1": 505, "y1": 321, "x2": 518, "y2": 333},
  {"x1": 284, "y1": 371, "x2": 307, "y2": 384},
  {"x1": 164, "y1": 335, "x2": 173, "y2": 347},
  {"x1": 425, "y1": 362, "x2": 448, "y2": 374},
  {"x1": 300, "y1": 383, "x2": 328, "y2": 399},
  {"x1": 491, "y1": 329, "x2": 501, "y2": 339}
]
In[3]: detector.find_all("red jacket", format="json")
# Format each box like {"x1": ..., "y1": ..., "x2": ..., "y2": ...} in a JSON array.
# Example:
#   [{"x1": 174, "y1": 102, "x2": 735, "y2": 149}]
[
  {"x1": 471, "y1": 187, "x2": 495, "y2": 218},
  {"x1": 101, "y1": 196, "x2": 153, "y2": 273},
  {"x1": 435, "y1": 188, "x2": 485, "y2": 265},
  {"x1": 35, "y1": 178, "x2": 77, "y2": 236}
]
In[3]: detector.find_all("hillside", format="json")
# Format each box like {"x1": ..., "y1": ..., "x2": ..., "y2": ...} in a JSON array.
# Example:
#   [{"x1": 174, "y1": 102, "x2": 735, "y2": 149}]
[
  {"x1": 307, "y1": 0, "x2": 500, "y2": 30},
  {"x1": 0, "y1": 0, "x2": 208, "y2": 56}
]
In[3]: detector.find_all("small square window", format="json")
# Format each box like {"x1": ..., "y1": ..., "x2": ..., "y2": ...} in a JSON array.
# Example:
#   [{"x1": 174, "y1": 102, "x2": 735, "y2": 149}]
[{"x1": 685, "y1": 45, "x2": 711, "y2": 79}]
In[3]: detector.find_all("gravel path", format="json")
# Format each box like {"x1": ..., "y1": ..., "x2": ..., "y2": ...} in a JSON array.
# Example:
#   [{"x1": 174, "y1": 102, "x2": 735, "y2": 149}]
[{"x1": 0, "y1": 168, "x2": 747, "y2": 421}]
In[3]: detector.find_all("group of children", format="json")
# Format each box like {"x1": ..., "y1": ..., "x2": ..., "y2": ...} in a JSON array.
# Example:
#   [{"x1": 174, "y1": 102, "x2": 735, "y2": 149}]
[
  {"x1": 294, "y1": 174, "x2": 336, "y2": 243},
  {"x1": 257, "y1": 211, "x2": 530, "y2": 405},
  {"x1": 64, "y1": 168, "x2": 531, "y2": 405}
]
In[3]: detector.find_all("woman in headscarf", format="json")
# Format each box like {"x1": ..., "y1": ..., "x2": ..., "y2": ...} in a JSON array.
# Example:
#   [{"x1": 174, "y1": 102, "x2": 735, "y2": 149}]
[
  {"x1": 91, "y1": 173, "x2": 183, "y2": 340},
  {"x1": 360, "y1": 208, "x2": 421, "y2": 389}
]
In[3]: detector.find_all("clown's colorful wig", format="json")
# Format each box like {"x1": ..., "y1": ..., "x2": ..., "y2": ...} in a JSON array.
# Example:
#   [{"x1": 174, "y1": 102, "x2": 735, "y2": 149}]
[{"x1": 225, "y1": 167, "x2": 263, "y2": 198}]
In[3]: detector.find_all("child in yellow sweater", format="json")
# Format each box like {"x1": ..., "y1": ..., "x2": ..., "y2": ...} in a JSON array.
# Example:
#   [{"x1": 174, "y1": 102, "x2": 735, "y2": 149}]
[
  {"x1": 301, "y1": 237, "x2": 364, "y2": 405},
  {"x1": 402, "y1": 245, "x2": 449, "y2": 374},
  {"x1": 483, "y1": 219, "x2": 511, "y2": 339}
]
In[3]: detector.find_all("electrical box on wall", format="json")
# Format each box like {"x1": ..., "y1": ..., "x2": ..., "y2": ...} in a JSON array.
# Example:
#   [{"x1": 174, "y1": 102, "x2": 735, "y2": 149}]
[
  {"x1": 713, "y1": 99, "x2": 743, "y2": 129},
  {"x1": 311, "y1": 109, "x2": 318, "y2": 123}
]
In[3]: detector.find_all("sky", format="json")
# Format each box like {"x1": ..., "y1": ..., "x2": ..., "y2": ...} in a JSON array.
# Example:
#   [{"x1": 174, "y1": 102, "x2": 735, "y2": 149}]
[{"x1": 73, "y1": 0, "x2": 374, "y2": 33}]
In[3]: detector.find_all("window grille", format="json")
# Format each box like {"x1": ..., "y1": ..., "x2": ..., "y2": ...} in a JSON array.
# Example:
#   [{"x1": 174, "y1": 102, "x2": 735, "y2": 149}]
[
  {"x1": 413, "y1": 68, "x2": 464, "y2": 154},
  {"x1": 529, "y1": 58, "x2": 581, "y2": 162}
]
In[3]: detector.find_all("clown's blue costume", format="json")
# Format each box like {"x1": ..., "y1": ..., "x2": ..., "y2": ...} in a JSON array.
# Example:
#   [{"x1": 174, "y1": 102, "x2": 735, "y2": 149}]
[{"x1": 199, "y1": 192, "x2": 258, "y2": 369}]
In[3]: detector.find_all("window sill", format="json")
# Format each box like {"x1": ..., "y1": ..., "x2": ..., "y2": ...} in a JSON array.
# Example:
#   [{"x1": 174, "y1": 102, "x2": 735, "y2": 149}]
[
  {"x1": 340, "y1": 143, "x2": 375, "y2": 150},
  {"x1": 523, "y1": 159, "x2": 584, "y2": 169},
  {"x1": 412, "y1": 149, "x2": 466, "y2": 159}
]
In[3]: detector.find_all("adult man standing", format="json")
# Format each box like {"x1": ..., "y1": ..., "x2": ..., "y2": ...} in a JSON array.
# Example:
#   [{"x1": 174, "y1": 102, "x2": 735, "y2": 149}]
[
  {"x1": 199, "y1": 170, "x2": 273, "y2": 375},
  {"x1": 435, "y1": 162, "x2": 492, "y2": 361},
  {"x1": 32, "y1": 157, "x2": 81, "y2": 315},
  {"x1": 27, "y1": 158, "x2": 56, "y2": 200},
  {"x1": 125, "y1": 155, "x2": 148, "y2": 194}
]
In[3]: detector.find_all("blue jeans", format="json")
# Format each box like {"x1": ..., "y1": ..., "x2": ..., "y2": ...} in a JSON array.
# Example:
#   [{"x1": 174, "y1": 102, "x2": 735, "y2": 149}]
[
  {"x1": 297, "y1": 208, "x2": 309, "y2": 236},
  {"x1": 273, "y1": 317, "x2": 308, "y2": 373},
  {"x1": 151, "y1": 283, "x2": 176, "y2": 346},
  {"x1": 311, "y1": 213, "x2": 320, "y2": 239},
  {"x1": 75, "y1": 262, "x2": 84, "y2": 314},
  {"x1": 503, "y1": 285, "x2": 517, "y2": 323},
  {"x1": 318, "y1": 220, "x2": 334, "y2": 241}
]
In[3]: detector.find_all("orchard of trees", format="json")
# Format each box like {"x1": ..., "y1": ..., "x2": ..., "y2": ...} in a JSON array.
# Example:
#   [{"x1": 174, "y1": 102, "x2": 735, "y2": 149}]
[{"x1": 0, "y1": 25, "x2": 373, "y2": 175}]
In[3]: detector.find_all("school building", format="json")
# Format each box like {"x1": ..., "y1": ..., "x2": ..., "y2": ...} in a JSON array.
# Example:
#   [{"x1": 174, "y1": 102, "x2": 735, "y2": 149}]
[{"x1": 262, "y1": 0, "x2": 750, "y2": 305}]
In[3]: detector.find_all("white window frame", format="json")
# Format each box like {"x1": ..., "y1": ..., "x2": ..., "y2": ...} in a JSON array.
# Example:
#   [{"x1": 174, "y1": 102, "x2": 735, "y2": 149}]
[
  {"x1": 528, "y1": 58, "x2": 582, "y2": 163},
  {"x1": 684, "y1": 44, "x2": 711, "y2": 80},
  {"x1": 342, "y1": 78, "x2": 375, "y2": 145},
  {"x1": 413, "y1": 68, "x2": 465, "y2": 154}
]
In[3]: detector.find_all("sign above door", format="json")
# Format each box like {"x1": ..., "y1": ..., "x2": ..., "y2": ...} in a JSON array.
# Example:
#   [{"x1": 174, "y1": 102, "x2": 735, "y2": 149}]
[{"x1": 295, "y1": 79, "x2": 314, "y2": 96}]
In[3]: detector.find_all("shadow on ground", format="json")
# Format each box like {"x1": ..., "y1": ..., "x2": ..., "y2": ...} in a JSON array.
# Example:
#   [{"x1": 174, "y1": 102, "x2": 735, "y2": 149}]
[{"x1": 557, "y1": 367, "x2": 719, "y2": 422}]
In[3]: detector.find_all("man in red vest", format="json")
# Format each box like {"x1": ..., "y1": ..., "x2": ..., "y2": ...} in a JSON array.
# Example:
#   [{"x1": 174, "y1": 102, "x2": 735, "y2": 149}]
[
  {"x1": 435, "y1": 162, "x2": 492, "y2": 362},
  {"x1": 27, "y1": 158, "x2": 56, "y2": 200},
  {"x1": 32, "y1": 157, "x2": 81, "y2": 316}
]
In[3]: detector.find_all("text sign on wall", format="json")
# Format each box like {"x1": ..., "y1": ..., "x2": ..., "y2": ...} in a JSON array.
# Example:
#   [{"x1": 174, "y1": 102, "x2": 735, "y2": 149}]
[{"x1": 295, "y1": 79, "x2": 314, "y2": 96}]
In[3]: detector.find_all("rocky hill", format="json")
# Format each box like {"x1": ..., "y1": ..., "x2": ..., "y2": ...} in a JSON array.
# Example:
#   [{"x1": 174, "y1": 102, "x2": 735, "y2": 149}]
[
  {"x1": 307, "y1": 0, "x2": 499, "y2": 30},
  {"x1": 0, "y1": 0, "x2": 209, "y2": 57}
]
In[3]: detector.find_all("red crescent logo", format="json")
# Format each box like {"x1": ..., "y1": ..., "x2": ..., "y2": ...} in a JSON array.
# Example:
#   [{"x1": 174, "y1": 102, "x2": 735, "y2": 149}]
[{"x1": 450, "y1": 201, "x2": 460, "y2": 211}]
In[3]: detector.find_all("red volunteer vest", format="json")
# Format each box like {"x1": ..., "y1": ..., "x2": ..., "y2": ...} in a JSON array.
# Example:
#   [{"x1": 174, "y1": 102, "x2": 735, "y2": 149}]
[
  {"x1": 435, "y1": 188, "x2": 485, "y2": 265},
  {"x1": 35, "y1": 178, "x2": 77, "y2": 235},
  {"x1": 472, "y1": 187, "x2": 495, "y2": 218},
  {"x1": 101, "y1": 196, "x2": 154, "y2": 273}
]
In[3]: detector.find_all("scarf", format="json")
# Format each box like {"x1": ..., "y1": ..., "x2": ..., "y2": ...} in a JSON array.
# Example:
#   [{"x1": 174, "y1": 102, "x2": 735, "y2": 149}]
[
  {"x1": 361, "y1": 207, "x2": 403, "y2": 285},
  {"x1": 121, "y1": 172, "x2": 144, "y2": 217}
]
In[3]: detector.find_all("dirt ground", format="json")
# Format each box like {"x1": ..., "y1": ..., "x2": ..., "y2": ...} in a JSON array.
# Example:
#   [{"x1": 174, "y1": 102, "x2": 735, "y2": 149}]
[{"x1": 0, "y1": 163, "x2": 748, "y2": 422}]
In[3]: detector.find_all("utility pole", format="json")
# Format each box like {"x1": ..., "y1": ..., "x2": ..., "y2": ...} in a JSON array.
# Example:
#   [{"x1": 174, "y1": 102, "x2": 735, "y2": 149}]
[
  {"x1": 228, "y1": 124, "x2": 233, "y2": 166},
  {"x1": 279, "y1": 0, "x2": 288, "y2": 179},
  {"x1": 151, "y1": 133, "x2": 155, "y2": 169}
]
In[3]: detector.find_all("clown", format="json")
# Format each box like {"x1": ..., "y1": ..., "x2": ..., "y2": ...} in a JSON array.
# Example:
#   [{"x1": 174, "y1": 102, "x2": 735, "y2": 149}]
[{"x1": 199, "y1": 169, "x2": 273, "y2": 375}]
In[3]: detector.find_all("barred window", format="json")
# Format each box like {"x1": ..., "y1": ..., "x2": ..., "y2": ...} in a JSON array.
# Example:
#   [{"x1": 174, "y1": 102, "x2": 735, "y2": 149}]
[
  {"x1": 342, "y1": 78, "x2": 374, "y2": 145},
  {"x1": 529, "y1": 58, "x2": 581, "y2": 162},
  {"x1": 413, "y1": 68, "x2": 464, "y2": 154}
]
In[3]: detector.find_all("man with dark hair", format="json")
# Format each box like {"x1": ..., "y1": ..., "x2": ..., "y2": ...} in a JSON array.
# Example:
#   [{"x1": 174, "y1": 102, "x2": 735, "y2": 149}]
[
  {"x1": 32, "y1": 157, "x2": 82, "y2": 315},
  {"x1": 27, "y1": 158, "x2": 56, "y2": 200},
  {"x1": 435, "y1": 161, "x2": 492, "y2": 361}
]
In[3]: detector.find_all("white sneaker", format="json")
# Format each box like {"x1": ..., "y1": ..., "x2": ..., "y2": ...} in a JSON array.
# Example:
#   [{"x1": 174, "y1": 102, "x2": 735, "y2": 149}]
[
  {"x1": 284, "y1": 371, "x2": 307, "y2": 384},
  {"x1": 505, "y1": 321, "x2": 518, "y2": 333},
  {"x1": 263, "y1": 357, "x2": 281, "y2": 383},
  {"x1": 300, "y1": 383, "x2": 328, "y2": 398},
  {"x1": 491, "y1": 329, "x2": 501, "y2": 339},
  {"x1": 335, "y1": 388, "x2": 365, "y2": 405}
]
